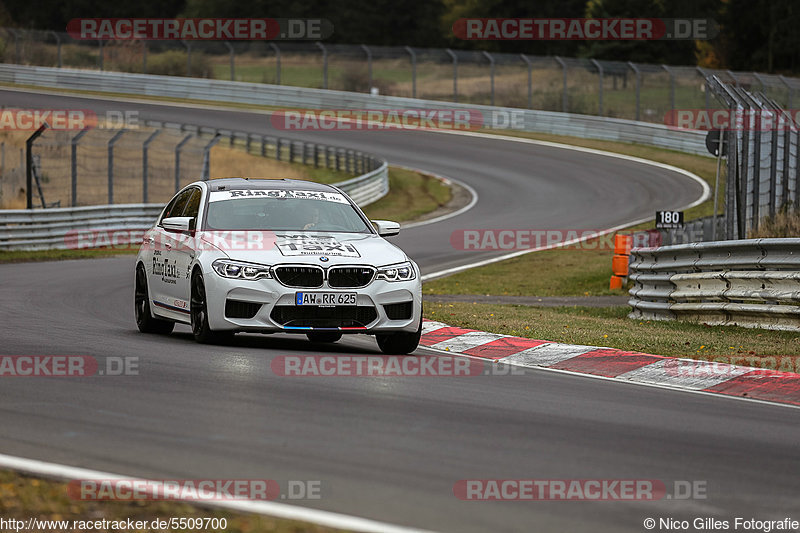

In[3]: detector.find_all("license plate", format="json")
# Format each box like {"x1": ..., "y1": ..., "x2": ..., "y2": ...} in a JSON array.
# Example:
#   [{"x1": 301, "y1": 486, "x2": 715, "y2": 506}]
[{"x1": 295, "y1": 292, "x2": 357, "y2": 306}]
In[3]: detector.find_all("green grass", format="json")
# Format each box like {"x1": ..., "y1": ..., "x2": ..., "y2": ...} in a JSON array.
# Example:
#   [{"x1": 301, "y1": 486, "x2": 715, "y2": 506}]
[
  {"x1": 425, "y1": 236, "x2": 619, "y2": 297},
  {"x1": 363, "y1": 167, "x2": 451, "y2": 223},
  {"x1": 0, "y1": 469, "x2": 342, "y2": 533},
  {"x1": 424, "y1": 302, "x2": 800, "y2": 358}
]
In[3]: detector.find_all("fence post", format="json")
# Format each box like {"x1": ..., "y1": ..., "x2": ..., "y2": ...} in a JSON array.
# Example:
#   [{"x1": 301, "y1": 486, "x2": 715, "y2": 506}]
[
  {"x1": 591, "y1": 59, "x2": 604, "y2": 116},
  {"x1": 269, "y1": 42, "x2": 281, "y2": 84},
  {"x1": 7, "y1": 29, "x2": 20, "y2": 64},
  {"x1": 26, "y1": 124, "x2": 48, "y2": 209},
  {"x1": 107, "y1": 129, "x2": 127, "y2": 205},
  {"x1": 142, "y1": 129, "x2": 161, "y2": 203},
  {"x1": 71, "y1": 128, "x2": 90, "y2": 206},
  {"x1": 779, "y1": 75, "x2": 793, "y2": 109},
  {"x1": 662, "y1": 65, "x2": 675, "y2": 111},
  {"x1": 629, "y1": 62, "x2": 641, "y2": 121},
  {"x1": 224, "y1": 41, "x2": 235, "y2": 81},
  {"x1": 554, "y1": 56, "x2": 568, "y2": 113},
  {"x1": 316, "y1": 42, "x2": 328, "y2": 89},
  {"x1": 49, "y1": 31, "x2": 62, "y2": 68},
  {"x1": 175, "y1": 134, "x2": 194, "y2": 192},
  {"x1": 520, "y1": 54, "x2": 532, "y2": 109},
  {"x1": 361, "y1": 44, "x2": 372, "y2": 92},
  {"x1": 482, "y1": 51, "x2": 495, "y2": 106},
  {"x1": 181, "y1": 40, "x2": 192, "y2": 76},
  {"x1": 441, "y1": 48, "x2": 456, "y2": 102},
  {"x1": 201, "y1": 134, "x2": 222, "y2": 180},
  {"x1": 143, "y1": 41, "x2": 147, "y2": 74},
  {"x1": 697, "y1": 67, "x2": 710, "y2": 112},
  {"x1": 405, "y1": 46, "x2": 416, "y2": 98}
]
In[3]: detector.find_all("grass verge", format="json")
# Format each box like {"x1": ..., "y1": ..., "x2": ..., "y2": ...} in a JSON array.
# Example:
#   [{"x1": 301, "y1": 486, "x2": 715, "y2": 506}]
[
  {"x1": 0, "y1": 469, "x2": 341, "y2": 533},
  {"x1": 423, "y1": 302, "x2": 800, "y2": 358}
]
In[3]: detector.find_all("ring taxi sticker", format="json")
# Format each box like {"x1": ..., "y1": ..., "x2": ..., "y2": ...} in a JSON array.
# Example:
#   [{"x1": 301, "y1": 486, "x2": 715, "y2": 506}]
[
  {"x1": 209, "y1": 190, "x2": 349, "y2": 203},
  {"x1": 275, "y1": 234, "x2": 360, "y2": 257}
]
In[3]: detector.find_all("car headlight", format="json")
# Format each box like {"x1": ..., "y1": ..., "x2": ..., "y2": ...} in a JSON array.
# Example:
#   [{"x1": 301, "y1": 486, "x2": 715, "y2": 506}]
[
  {"x1": 376, "y1": 261, "x2": 416, "y2": 282},
  {"x1": 212, "y1": 259, "x2": 272, "y2": 280}
]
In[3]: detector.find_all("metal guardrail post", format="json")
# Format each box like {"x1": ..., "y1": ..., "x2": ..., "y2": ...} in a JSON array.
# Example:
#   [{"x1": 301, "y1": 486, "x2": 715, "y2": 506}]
[
  {"x1": 26, "y1": 124, "x2": 48, "y2": 209},
  {"x1": 201, "y1": 134, "x2": 222, "y2": 180},
  {"x1": 174, "y1": 133, "x2": 194, "y2": 192},
  {"x1": 107, "y1": 129, "x2": 127, "y2": 204},
  {"x1": 48, "y1": 31, "x2": 61, "y2": 68},
  {"x1": 142, "y1": 129, "x2": 161, "y2": 203},
  {"x1": 405, "y1": 46, "x2": 416, "y2": 98},
  {"x1": 482, "y1": 51, "x2": 495, "y2": 106},
  {"x1": 316, "y1": 42, "x2": 328, "y2": 89},
  {"x1": 662, "y1": 65, "x2": 675, "y2": 111},
  {"x1": 520, "y1": 54, "x2": 532, "y2": 109},
  {"x1": 446, "y1": 49, "x2": 458, "y2": 103},
  {"x1": 71, "y1": 128, "x2": 90, "y2": 206},
  {"x1": 591, "y1": 59, "x2": 604, "y2": 116},
  {"x1": 361, "y1": 44, "x2": 372, "y2": 92},
  {"x1": 554, "y1": 56, "x2": 567, "y2": 113},
  {"x1": 269, "y1": 43, "x2": 280, "y2": 84},
  {"x1": 224, "y1": 42, "x2": 235, "y2": 81}
]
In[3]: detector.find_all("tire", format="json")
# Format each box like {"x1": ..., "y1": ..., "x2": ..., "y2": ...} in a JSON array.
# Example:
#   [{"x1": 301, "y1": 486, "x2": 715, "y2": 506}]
[
  {"x1": 135, "y1": 263, "x2": 175, "y2": 335},
  {"x1": 306, "y1": 331, "x2": 343, "y2": 343},
  {"x1": 376, "y1": 316, "x2": 422, "y2": 355},
  {"x1": 190, "y1": 272, "x2": 233, "y2": 345}
]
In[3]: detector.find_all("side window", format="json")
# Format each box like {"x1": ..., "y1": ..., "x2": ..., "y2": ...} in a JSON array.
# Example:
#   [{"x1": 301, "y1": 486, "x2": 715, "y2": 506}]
[
  {"x1": 181, "y1": 189, "x2": 202, "y2": 230},
  {"x1": 159, "y1": 189, "x2": 194, "y2": 226}
]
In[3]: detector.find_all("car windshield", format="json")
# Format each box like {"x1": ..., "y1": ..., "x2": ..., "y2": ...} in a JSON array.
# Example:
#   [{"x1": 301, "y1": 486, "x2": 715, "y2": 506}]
[{"x1": 204, "y1": 189, "x2": 371, "y2": 233}]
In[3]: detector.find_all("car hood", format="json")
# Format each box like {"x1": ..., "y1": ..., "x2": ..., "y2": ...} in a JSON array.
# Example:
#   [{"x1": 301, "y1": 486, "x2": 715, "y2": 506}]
[{"x1": 200, "y1": 231, "x2": 410, "y2": 267}]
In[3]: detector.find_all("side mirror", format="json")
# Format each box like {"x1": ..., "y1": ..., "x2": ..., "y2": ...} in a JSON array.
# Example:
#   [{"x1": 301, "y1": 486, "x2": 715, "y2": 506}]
[
  {"x1": 162, "y1": 216, "x2": 194, "y2": 233},
  {"x1": 372, "y1": 220, "x2": 400, "y2": 237}
]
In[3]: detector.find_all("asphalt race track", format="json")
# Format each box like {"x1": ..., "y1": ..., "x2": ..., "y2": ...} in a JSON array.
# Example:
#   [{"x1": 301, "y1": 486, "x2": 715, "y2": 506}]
[{"x1": 1, "y1": 89, "x2": 799, "y2": 532}]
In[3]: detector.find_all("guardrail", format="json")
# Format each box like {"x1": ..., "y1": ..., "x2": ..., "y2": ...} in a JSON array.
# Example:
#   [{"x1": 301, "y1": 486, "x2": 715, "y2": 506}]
[
  {"x1": 0, "y1": 64, "x2": 709, "y2": 156},
  {"x1": 0, "y1": 160, "x2": 389, "y2": 251},
  {"x1": 628, "y1": 239, "x2": 800, "y2": 330},
  {"x1": 0, "y1": 203, "x2": 163, "y2": 250}
]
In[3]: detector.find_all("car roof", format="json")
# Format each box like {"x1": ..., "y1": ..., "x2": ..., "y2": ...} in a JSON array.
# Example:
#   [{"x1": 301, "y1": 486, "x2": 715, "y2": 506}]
[{"x1": 204, "y1": 178, "x2": 339, "y2": 193}]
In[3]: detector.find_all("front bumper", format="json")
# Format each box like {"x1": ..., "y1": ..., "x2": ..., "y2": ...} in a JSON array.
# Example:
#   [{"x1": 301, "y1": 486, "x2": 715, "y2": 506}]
[{"x1": 202, "y1": 266, "x2": 422, "y2": 334}]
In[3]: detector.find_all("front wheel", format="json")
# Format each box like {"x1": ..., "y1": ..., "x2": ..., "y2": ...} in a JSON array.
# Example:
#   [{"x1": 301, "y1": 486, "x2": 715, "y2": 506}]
[
  {"x1": 135, "y1": 264, "x2": 174, "y2": 335},
  {"x1": 191, "y1": 272, "x2": 233, "y2": 345},
  {"x1": 376, "y1": 317, "x2": 422, "y2": 355}
]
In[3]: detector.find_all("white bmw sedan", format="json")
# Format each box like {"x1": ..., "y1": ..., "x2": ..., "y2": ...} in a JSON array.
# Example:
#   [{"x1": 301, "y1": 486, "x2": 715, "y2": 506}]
[{"x1": 134, "y1": 178, "x2": 423, "y2": 354}]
